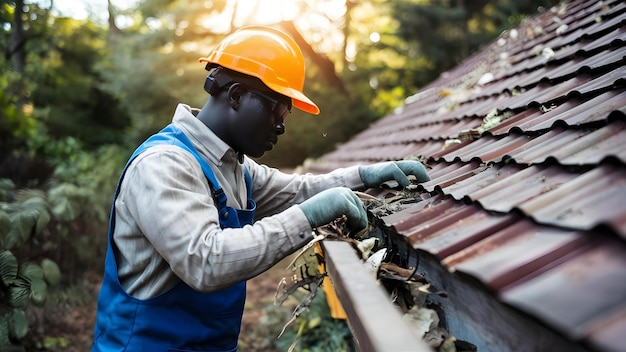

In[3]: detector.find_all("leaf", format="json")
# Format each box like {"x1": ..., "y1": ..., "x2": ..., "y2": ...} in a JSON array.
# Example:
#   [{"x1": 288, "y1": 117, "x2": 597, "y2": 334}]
[
  {"x1": 0, "y1": 251, "x2": 18, "y2": 287},
  {"x1": 14, "y1": 189, "x2": 46, "y2": 204},
  {"x1": 43, "y1": 336, "x2": 69, "y2": 349},
  {"x1": 307, "y1": 315, "x2": 321, "y2": 329},
  {"x1": 0, "y1": 315, "x2": 12, "y2": 349},
  {"x1": 0, "y1": 178, "x2": 15, "y2": 192},
  {"x1": 48, "y1": 184, "x2": 80, "y2": 222},
  {"x1": 50, "y1": 196, "x2": 77, "y2": 222},
  {"x1": 21, "y1": 197, "x2": 50, "y2": 236},
  {"x1": 6, "y1": 209, "x2": 38, "y2": 249},
  {"x1": 41, "y1": 258, "x2": 61, "y2": 287},
  {"x1": 0, "y1": 210, "x2": 11, "y2": 239},
  {"x1": 10, "y1": 191, "x2": 51, "y2": 237},
  {"x1": 28, "y1": 277, "x2": 47, "y2": 306},
  {"x1": 8, "y1": 309, "x2": 28, "y2": 341},
  {"x1": 18, "y1": 262, "x2": 44, "y2": 281},
  {"x1": 7, "y1": 278, "x2": 30, "y2": 309}
]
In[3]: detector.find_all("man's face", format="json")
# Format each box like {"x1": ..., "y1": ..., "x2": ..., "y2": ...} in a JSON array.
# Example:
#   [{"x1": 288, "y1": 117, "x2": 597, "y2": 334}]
[{"x1": 229, "y1": 87, "x2": 291, "y2": 158}]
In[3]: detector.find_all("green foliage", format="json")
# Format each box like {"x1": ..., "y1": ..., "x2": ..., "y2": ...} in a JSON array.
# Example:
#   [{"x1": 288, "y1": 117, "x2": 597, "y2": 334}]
[
  {"x1": 41, "y1": 336, "x2": 68, "y2": 350},
  {"x1": 40, "y1": 259, "x2": 61, "y2": 287},
  {"x1": 25, "y1": 131, "x2": 127, "y2": 223},
  {"x1": 0, "y1": 1, "x2": 562, "y2": 349},
  {"x1": 0, "y1": 176, "x2": 110, "y2": 350},
  {"x1": 390, "y1": 0, "x2": 559, "y2": 84},
  {"x1": 258, "y1": 83, "x2": 377, "y2": 168},
  {"x1": 0, "y1": 308, "x2": 27, "y2": 352},
  {"x1": 1, "y1": 190, "x2": 49, "y2": 250},
  {"x1": 273, "y1": 289, "x2": 352, "y2": 352},
  {"x1": 0, "y1": 252, "x2": 51, "y2": 350},
  {"x1": 0, "y1": 2, "x2": 131, "y2": 151},
  {"x1": 0, "y1": 186, "x2": 62, "y2": 350},
  {"x1": 28, "y1": 17, "x2": 131, "y2": 148},
  {"x1": 0, "y1": 250, "x2": 18, "y2": 286},
  {"x1": 0, "y1": 87, "x2": 34, "y2": 150},
  {"x1": 240, "y1": 287, "x2": 352, "y2": 352},
  {"x1": 95, "y1": 0, "x2": 231, "y2": 141}
]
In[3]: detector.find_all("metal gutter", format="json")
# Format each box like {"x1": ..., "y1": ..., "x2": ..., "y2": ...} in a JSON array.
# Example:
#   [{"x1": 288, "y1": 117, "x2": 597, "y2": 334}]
[{"x1": 321, "y1": 240, "x2": 432, "y2": 352}]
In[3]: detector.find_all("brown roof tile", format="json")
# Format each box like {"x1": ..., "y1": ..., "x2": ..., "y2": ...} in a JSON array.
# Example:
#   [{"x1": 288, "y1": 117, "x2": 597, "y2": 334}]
[{"x1": 307, "y1": 0, "x2": 626, "y2": 349}]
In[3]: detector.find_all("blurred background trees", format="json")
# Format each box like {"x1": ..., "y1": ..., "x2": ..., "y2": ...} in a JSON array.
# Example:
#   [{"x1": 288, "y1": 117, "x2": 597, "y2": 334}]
[{"x1": 0, "y1": 0, "x2": 556, "y2": 349}]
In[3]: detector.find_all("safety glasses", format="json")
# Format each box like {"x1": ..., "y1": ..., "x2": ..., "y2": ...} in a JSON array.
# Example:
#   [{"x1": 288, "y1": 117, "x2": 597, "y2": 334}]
[{"x1": 246, "y1": 88, "x2": 292, "y2": 121}]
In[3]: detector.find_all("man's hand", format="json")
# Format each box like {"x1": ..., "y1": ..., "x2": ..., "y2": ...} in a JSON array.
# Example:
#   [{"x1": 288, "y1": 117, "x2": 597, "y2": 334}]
[
  {"x1": 298, "y1": 187, "x2": 367, "y2": 231},
  {"x1": 359, "y1": 160, "x2": 430, "y2": 188}
]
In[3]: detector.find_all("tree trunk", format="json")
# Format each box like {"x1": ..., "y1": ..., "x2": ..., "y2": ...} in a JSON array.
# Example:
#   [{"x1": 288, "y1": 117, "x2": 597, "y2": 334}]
[
  {"x1": 342, "y1": 0, "x2": 357, "y2": 70},
  {"x1": 9, "y1": 0, "x2": 26, "y2": 108},
  {"x1": 107, "y1": 0, "x2": 121, "y2": 35},
  {"x1": 457, "y1": 0, "x2": 470, "y2": 58},
  {"x1": 10, "y1": 0, "x2": 25, "y2": 73}
]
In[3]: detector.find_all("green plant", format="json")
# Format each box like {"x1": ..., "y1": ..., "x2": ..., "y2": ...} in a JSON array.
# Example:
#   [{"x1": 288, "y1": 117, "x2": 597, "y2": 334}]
[
  {"x1": 273, "y1": 289, "x2": 352, "y2": 352},
  {"x1": 0, "y1": 183, "x2": 62, "y2": 351}
]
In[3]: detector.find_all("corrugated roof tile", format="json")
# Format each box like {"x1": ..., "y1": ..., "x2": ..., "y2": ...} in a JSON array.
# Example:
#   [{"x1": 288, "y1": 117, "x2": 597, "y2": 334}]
[
  {"x1": 489, "y1": 89, "x2": 626, "y2": 134},
  {"x1": 510, "y1": 123, "x2": 626, "y2": 164},
  {"x1": 500, "y1": 237, "x2": 626, "y2": 341},
  {"x1": 452, "y1": 220, "x2": 588, "y2": 292},
  {"x1": 584, "y1": 305, "x2": 626, "y2": 352},
  {"x1": 306, "y1": 0, "x2": 626, "y2": 349},
  {"x1": 415, "y1": 211, "x2": 521, "y2": 261},
  {"x1": 519, "y1": 163, "x2": 626, "y2": 235},
  {"x1": 462, "y1": 164, "x2": 580, "y2": 212}
]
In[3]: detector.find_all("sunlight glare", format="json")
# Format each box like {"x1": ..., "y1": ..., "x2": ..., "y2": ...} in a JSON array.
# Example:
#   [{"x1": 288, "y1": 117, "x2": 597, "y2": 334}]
[
  {"x1": 114, "y1": 15, "x2": 135, "y2": 29},
  {"x1": 200, "y1": 0, "x2": 300, "y2": 34},
  {"x1": 181, "y1": 42, "x2": 200, "y2": 52},
  {"x1": 160, "y1": 42, "x2": 175, "y2": 54},
  {"x1": 234, "y1": 0, "x2": 299, "y2": 25},
  {"x1": 345, "y1": 40, "x2": 357, "y2": 62},
  {"x1": 145, "y1": 17, "x2": 162, "y2": 30},
  {"x1": 37, "y1": 0, "x2": 140, "y2": 23},
  {"x1": 320, "y1": 0, "x2": 346, "y2": 21},
  {"x1": 176, "y1": 20, "x2": 190, "y2": 36},
  {"x1": 198, "y1": 0, "x2": 348, "y2": 58}
]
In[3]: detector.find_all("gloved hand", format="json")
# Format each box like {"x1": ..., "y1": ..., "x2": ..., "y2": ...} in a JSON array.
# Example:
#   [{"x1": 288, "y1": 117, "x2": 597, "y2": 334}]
[
  {"x1": 298, "y1": 187, "x2": 367, "y2": 231},
  {"x1": 359, "y1": 160, "x2": 430, "y2": 188}
]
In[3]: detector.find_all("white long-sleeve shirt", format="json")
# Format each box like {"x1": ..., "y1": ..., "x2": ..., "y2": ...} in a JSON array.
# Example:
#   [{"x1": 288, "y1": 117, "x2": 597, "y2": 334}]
[{"x1": 113, "y1": 104, "x2": 364, "y2": 299}]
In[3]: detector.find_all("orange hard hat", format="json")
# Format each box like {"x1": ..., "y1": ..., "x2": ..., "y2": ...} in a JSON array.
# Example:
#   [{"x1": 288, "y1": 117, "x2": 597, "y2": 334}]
[{"x1": 199, "y1": 25, "x2": 319, "y2": 115}]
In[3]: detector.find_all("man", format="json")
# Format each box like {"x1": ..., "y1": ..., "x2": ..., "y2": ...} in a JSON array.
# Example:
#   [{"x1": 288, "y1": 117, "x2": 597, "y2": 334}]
[{"x1": 92, "y1": 25, "x2": 429, "y2": 351}]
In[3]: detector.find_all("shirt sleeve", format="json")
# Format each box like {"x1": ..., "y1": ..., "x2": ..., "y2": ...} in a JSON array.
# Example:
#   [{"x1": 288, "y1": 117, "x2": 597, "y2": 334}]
[
  {"x1": 115, "y1": 146, "x2": 315, "y2": 296},
  {"x1": 244, "y1": 158, "x2": 365, "y2": 219}
]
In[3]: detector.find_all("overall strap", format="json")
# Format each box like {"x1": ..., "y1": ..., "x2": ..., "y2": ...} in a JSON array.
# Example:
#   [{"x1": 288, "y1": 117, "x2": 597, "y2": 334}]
[
  {"x1": 143, "y1": 124, "x2": 229, "y2": 209},
  {"x1": 96, "y1": 124, "x2": 252, "y2": 352},
  {"x1": 160, "y1": 125, "x2": 254, "y2": 211},
  {"x1": 109, "y1": 124, "x2": 253, "y2": 227},
  {"x1": 243, "y1": 164, "x2": 253, "y2": 200}
]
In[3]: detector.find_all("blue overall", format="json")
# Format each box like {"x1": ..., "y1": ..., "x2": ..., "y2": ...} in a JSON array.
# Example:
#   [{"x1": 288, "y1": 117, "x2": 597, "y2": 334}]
[{"x1": 92, "y1": 124, "x2": 256, "y2": 352}]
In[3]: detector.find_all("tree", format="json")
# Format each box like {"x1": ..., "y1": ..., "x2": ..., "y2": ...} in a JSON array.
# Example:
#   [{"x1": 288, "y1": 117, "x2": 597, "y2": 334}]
[
  {"x1": 390, "y1": 0, "x2": 559, "y2": 87},
  {"x1": 99, "y1": 0, "x2": 373, "y2": 167},
  {"x1": 1, "y1": 1, "x2": 131, "y2": 151}
]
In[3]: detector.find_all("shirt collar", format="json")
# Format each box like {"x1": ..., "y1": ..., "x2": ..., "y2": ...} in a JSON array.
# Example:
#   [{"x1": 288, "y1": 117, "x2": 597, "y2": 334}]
[{"x1": 171, "y1": 103, "x2": 240, "y2": 166}]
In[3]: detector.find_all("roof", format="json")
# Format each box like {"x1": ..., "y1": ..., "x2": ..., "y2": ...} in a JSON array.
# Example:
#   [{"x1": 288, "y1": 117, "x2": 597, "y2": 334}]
[{"x1": 307, "y1": 0, "x2": 626, "y2": 350}]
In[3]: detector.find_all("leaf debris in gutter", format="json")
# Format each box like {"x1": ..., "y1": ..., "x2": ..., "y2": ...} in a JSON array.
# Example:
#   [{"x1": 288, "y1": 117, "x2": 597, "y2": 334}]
[{"x1": 274, "y1": 184, "x2": 477, "y2": 352}]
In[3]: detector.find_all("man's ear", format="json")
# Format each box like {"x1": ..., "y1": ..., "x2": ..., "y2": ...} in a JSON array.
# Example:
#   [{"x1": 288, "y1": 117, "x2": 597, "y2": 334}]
[{"x1": 227, "y1": 83, "x2": 244, "y2": 111}]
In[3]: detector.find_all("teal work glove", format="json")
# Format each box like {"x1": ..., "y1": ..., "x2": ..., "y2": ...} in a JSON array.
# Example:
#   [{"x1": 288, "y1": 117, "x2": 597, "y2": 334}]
[
  {"x1": 359, "y1": 160, "x2": 430, "y2": 188},
  {"x1": 298, "y1": 187, "x2": 368, "y2": 231}
]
